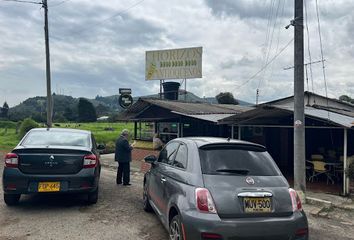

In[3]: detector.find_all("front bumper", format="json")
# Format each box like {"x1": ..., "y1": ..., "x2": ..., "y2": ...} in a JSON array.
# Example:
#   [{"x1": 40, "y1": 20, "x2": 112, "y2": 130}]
[
  {"x1": 181, "y1": 210, "x2": 308, "y2": 240},
  {"x1": 2, "y1": 167, "x2": 99, "y2": 194}
]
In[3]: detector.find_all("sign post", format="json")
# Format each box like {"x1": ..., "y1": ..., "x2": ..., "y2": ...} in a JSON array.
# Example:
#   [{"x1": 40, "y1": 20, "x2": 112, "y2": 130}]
[{"x1": 118, "y1": 88, "x2": 133, "y2": 109}]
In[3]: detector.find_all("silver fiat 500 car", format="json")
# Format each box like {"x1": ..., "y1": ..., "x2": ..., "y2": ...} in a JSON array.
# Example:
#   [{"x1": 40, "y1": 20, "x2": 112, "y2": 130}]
[{"x1": 143, "y1": 137, "x2": 308, "y2": 240}]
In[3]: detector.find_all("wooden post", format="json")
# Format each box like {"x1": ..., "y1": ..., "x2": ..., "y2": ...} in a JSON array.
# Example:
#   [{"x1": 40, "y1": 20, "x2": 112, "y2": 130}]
[{"x1": 134, "y1": 122, "x2": 137, "y2": 140}]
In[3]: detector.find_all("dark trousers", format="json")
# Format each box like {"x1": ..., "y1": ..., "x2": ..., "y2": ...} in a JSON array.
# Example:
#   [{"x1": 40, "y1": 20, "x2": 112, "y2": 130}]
[{"x1": 117, "y1": 162, "x2": 130, "y2": 184}]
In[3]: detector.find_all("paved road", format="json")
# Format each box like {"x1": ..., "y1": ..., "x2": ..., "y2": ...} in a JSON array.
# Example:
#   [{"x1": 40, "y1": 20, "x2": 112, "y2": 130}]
[{"x1": 0, "y1": 166, "x2": 353, "y2": 240}]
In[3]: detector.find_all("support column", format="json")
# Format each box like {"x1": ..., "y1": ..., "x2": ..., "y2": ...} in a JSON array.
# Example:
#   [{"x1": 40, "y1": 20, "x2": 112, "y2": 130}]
[
  {"x1": 231, "y1": 125, "x2": 234, "y2": 139},
  {"x1": 177, "y1": 122, "x2": 180, "y2": 138},
  {"x1": 180, "y1": 119, "x2": 183, "y2": 137},
  {"x1": 343, "y1": 128, "x2": 348, "y2": 195},
  {"x1": 238, "y1": 126, "x2": 242, "y2": 140},
  {"x1": 134, "y1": 122, "x2": 137, "y2": 140}
]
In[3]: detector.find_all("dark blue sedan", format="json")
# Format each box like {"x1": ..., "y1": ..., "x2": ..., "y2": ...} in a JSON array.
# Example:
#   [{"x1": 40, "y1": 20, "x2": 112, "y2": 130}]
[{"x1": 2, "y1": 128, "x2": 103, "y2": 206}]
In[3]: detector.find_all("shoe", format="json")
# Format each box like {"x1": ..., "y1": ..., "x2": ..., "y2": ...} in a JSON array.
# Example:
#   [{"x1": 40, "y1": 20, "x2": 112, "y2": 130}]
[
  {"x1": 123, "y1": 183, "x2": 131, "y2": 186},
  {"x1": 116, "y1": 182, "x2": 122, "y2": 185}
]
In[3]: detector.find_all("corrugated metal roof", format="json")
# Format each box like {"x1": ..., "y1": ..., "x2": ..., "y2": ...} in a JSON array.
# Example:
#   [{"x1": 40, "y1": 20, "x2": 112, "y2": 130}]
[
  {"x1": 277, "y1": 106, "x2": 354, "y2": 128},
  {"x1": 171, "y1": 111, "x2": 235, "y2": 123},
  {"x1": 116, "y1": 98, "x2": 252, "y2": 122},
  {"x1": 142, "y1": 98, "x2": 246, "y2": 114}
]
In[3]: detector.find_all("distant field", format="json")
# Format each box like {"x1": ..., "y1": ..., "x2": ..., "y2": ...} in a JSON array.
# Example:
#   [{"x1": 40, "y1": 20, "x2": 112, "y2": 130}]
[
  {"x1": 0, "y1": 121, "x2": 135, "y2": 152},
  {"x1": 0, "y1": 128, "x2": 19, "y2": 153}
]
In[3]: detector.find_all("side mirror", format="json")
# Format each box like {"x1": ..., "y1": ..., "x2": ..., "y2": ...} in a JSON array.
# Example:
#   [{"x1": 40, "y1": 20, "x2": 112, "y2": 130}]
[
  {"x1": 97, "y1": 144, "x2": 106, "y2": 150},
  {"x1": 144, "y1": 155, "x2": 157, "y2": 164}
]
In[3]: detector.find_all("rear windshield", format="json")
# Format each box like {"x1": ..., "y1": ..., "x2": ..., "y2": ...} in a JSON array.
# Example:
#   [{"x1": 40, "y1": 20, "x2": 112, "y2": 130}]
[
  {"x1": 22, "y1": 131, "x2": 90, "y2": 147},
  {"x1": 199, "y1": 146, "x2": 280, "y2": 176}
]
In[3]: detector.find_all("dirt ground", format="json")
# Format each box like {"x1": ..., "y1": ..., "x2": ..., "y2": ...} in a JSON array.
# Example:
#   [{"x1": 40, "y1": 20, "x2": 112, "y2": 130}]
[
  {"x1": 0, "y1": 162, "x2": 354, "y2": 240},
  {"x1": 0, "y1": 167, "x2": 168, "y2": 240}
]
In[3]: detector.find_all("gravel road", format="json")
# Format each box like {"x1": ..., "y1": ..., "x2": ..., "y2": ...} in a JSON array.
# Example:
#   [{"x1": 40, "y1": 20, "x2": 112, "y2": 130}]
[
  {"x1": 0, "y1": 167, "x2": 168, "y2": 240},
  {"x1": 0, "y1": 164, "x2": 353, "y2": 240}
]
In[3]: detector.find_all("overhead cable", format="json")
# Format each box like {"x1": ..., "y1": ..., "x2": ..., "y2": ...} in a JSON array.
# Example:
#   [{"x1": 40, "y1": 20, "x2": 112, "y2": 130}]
[
  {"x1": 233, "y1": 38, "x2": 294, "y2": 90},
  {"x1": 0, "y1": 0, "x2": 41, "y2": 4}
]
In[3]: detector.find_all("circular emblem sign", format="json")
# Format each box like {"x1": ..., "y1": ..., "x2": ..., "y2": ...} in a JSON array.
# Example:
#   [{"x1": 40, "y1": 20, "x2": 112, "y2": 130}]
[
  {"x1": 119, "y1": 94, "x2": 133, "y2": 109},
  {"x1": 245, "y1": 177, "x2": 255, "y2": 185}
]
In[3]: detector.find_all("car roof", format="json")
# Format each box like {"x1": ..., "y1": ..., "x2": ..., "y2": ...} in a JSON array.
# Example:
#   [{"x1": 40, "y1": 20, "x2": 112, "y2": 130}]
[
  {"x1": 29, "y1": 128, "x2": 91, "y2": 135},
  {"x1": 176, "y1": 137, "x2": 266, "y2": 149}
]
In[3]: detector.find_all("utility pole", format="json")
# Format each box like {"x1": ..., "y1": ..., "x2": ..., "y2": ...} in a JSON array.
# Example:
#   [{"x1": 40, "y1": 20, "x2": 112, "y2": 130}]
[
  {"x1": 294, "y1": 0, "x2": 306, "y2": 195},
  {"x1": 43, "y1": 0, "x2": 52, "y2": 128}
]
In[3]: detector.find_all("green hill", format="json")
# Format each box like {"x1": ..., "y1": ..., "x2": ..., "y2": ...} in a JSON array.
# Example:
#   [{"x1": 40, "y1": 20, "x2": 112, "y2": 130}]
[{"x1": 6, "y1": 91, "x2": 251, "y2": 122}]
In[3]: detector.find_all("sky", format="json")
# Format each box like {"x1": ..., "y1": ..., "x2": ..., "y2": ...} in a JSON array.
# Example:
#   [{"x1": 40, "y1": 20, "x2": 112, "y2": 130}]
[{"x1": 0, "y1": 0, "x2": 353, "y2": 107}]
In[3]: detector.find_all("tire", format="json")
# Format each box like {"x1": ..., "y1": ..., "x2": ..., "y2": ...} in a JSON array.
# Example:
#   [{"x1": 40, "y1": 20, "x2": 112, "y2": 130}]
[
  {"x1": 143, "y1": 183, "x2": 153, "y2": 212},
  {"x1": 169, "y1": 215, "x2": 184, "y2": 240},
  {"x1": 4, "y1": 194, "x2": 20, "y2": 206},
  {"x1": 87, "y1": 187, "x2": 99, "y2": 204}
]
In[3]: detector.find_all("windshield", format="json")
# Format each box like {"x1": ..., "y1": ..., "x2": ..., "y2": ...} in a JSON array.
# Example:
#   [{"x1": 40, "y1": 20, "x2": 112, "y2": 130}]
[
  {"x1": 199, "y1": 146, "x2": 280, "y2": 176},
  {"x1": 22, "y1": 131, "x2": 90, "y2": 147}
]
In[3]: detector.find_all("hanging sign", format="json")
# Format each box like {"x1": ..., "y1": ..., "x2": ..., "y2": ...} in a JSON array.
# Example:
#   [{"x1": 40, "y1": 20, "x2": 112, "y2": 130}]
[
  {"x1": 118, "y1": 88, "x2": 133, "y2": 109},
  {"x1": 145, "y1": 47, "x2": 203, "y2": 80}
]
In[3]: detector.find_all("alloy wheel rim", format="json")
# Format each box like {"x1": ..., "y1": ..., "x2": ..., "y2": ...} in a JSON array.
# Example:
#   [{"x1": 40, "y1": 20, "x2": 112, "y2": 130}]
[{"x1": 169, "y1": 220, "x2": 181, "y2": 240}]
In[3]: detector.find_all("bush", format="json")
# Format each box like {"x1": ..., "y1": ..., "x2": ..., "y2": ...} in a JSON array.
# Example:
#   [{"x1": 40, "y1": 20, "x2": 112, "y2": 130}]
[
  {"x1": 19, "y1": 118, "x2": 39, "y2": 138},
  {"x1": 0, "y1": 120, "x2": 17, "y2": 129},
  {"x1": 102, "y1": 141, "x2": 115, "y2": 154},
  {"x1": 348, "y1": 163, "x2": 354, "y2": 181}
]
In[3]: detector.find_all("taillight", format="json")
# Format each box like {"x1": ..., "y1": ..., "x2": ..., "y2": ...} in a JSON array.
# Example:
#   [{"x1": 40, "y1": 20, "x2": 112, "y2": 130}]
[
  {"x1": 195, "y1": 188, "x2": 217, "y2": 214},
  {"x1": 83, "y1": 154, "x2": 97, "y2": 168},
  {"x1": 201, "y1": 232, "x2": 223, "y2": 240},
  {"x1": 289, "y1": 188, "x2": 302, "y2": 212},
  {"x1": 295, "y1": 228, "x2": 308, "y2": 237},
  {"x1": 5, "y1": 153, "x2": 18, "y2": 168}
]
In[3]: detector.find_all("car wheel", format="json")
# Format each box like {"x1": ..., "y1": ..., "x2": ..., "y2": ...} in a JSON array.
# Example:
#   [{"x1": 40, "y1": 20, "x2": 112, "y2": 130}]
[
  {"x1": 87, "y1": 187, "x2": 99, "y2": 204},
  {"x1": 169, "y1": 215, "x2": 184, "y2": 240},
  {"x1": 4, "y1": 194, "x2": 20, "y2": 206},
  {"x1": 143, "y1": 183, "x2": 153, "y2": 212}
]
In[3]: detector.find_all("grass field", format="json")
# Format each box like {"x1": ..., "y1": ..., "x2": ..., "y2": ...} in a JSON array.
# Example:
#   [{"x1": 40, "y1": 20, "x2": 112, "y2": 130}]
[{"x1": 0, "y1": 121, "x2": 135, "y2": 153}]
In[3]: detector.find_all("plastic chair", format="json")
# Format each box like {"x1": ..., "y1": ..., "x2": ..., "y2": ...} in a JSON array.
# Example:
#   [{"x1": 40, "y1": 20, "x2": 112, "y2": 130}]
[{"x1": 308, "y1": 161, "x2": 334, "y2": 184}]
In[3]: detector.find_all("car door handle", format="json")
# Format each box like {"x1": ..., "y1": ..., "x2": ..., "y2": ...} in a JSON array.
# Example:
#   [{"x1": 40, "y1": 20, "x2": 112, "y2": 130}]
[{"x1": 160, "y1": 177, "x2": 167, "y2": 183}]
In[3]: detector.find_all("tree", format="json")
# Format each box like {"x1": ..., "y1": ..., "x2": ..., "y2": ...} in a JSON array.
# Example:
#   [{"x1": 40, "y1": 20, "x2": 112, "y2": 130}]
[
  {"x1": 64, "y1": 107, "x2": 76, "y2": 121},
  {"x1": 96, "y1": 104, "x2": 110, "y2": 116},
  {"x1": 2, "y1": 101, "x2": 9, "y2": 118},
  {"x1": 19, "y1": 118, "x2": 38, "y2": 138},
  {"x1": 339, "y1": 95, "x2": 352, "y2": 103},
  {"x1": 78, "y1": 98, "x2": 97, "y2": 122},
  {"x1": 216, "y1": 92, "x2": 239, "y2": 105}
]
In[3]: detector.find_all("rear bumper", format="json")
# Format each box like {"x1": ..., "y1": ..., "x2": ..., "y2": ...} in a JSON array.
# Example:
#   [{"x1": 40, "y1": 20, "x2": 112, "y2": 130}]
[
  {"x1": 181, "y1": 210, "x2": 308, "y2": 240},
  {"x1": 2, "y1": 167, "x2": 99, "y2": 194}
]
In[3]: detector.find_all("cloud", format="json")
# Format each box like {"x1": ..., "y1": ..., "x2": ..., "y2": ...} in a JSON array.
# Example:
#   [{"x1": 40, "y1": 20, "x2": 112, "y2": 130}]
[
  {"x1": 204, "y1": 0, "x2": 292, "y2": 20},
  {"x1": 0, "y1": 0, "x2": 353, "y2": 107}
]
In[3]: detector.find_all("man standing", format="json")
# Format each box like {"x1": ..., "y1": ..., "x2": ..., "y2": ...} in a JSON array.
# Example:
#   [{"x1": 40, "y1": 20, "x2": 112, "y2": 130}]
[{"x1": 115, "y1": 129, "x2": 134, "y2": 186}]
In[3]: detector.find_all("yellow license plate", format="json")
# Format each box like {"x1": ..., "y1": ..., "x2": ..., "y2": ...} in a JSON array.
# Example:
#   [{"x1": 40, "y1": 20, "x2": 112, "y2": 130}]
[
  {"x1": 244, "y1": 197, "x2": 271, "y2": 213},
  {"x1": 38, "y1": 182, "x2": 60, "y2": 192}
]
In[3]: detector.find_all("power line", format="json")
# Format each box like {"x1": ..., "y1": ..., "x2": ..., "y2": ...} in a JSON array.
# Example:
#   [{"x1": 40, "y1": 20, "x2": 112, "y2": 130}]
[
  {"x1": 261, "y1": 0, "x2": 276, "y2": 83},
  {"x1": 233, "y1": 38, "x2": 294, "y2": 90},
  {"x1": 315, "y1": 0, "x2": 328, "y2": 99},
  {"x1": 263, "y1": 0, "x2": 281, "y2": 78},
  {"x1": 0, "y1": 0, "x2": 41, "y2": 4},
  {"x1": 49, "y1": 0, "x2": 70, "y2": 7},
  {"x1": 304, "y1": 0, "x2": 315, "y2": 96},
  {"x1": 257, "y1": 0, "x2": 277, "y2": 104},
  {"x1": 257, "y1": 0, "x2": 284, "y2": 103},
  {"x1": 54, "y1": 0, "x2": 145, "y2": 38}
]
